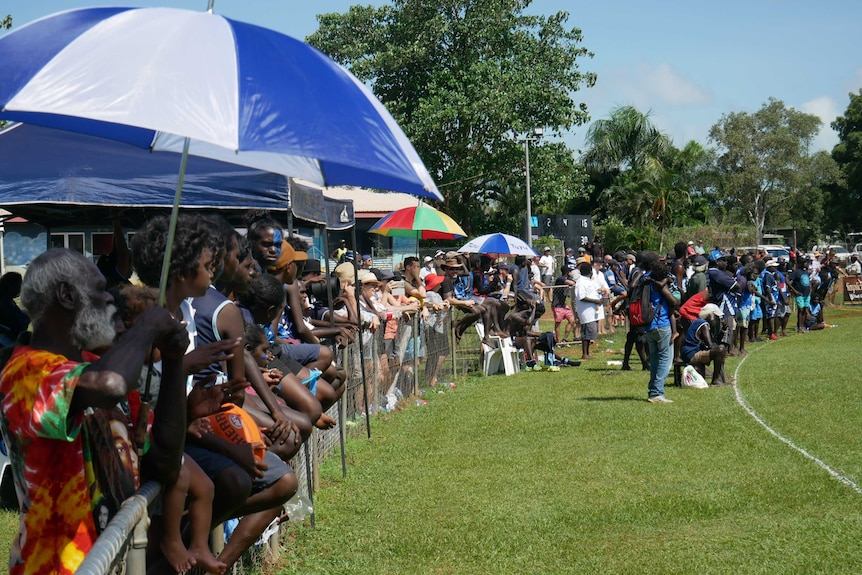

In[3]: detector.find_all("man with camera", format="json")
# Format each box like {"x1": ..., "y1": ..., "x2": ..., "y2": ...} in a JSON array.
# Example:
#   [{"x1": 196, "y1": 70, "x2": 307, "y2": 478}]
[
  {"x1": 300, "y1": 259, "x2": 356, "y2": 347},
  {"x1": 680, "y1": 303, "x2": 731, "y2": 386}
]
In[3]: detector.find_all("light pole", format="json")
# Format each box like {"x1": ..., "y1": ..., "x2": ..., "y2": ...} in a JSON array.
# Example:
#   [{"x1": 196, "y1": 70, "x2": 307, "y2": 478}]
[{"x1": 518, "y1": 128, "x2": 543, "y2": 247}]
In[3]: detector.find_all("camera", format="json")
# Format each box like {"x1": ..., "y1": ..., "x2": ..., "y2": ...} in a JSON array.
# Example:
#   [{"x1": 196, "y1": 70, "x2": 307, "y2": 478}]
[{"x1": 308, "y1": 276, "x2": 341, "y2": 303}]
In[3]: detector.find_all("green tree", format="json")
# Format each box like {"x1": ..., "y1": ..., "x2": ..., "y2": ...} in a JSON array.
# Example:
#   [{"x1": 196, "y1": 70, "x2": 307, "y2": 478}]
[
  {"x1": 828, "y1": 89, "x2": 862, "y2": 235},
  {"x1": 708, "y1": 98, "x2": 838, "y2": 244},
  {"x1": 308, "y1": 0, "x2": 595, "y2": 235},
  {"x1": 583, "y1": 106, "x2": 701, "y2": 250},
  {"x1": 582, "y1": 105, "x2": 670, "y2": 174}
]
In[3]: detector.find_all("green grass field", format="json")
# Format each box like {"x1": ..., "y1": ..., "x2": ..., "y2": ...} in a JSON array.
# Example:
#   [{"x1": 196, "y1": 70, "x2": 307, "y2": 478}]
[
  {"x1": 2, "y1": 306, "x2": 860, "y2": 574},
  {"x1": 273, "y1": 305, "x2": 862, "y2": 574}
]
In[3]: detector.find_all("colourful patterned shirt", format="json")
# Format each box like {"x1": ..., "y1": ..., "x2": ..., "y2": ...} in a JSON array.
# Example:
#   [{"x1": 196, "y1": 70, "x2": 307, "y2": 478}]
[{"x1": 0, "y1": 347, "x2": 97, "y2": 575}]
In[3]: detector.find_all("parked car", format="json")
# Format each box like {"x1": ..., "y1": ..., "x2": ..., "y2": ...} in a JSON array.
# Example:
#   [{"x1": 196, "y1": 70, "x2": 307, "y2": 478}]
[
  {"x1": 757, "y1": 244, "x2": 790, "y2": 260},
  {"x1": 811, "y1": 244, "x2": 851, "y2": 265}
]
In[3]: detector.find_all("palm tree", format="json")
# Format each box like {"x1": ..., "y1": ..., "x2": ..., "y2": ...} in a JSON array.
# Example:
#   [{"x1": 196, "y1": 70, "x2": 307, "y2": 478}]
[{"x1": 583, "y1": 105, "x2": 671, "y2": 173}]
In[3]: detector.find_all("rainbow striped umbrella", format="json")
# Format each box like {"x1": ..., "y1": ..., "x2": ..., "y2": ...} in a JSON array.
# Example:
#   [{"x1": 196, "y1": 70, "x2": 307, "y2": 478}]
[{"x1": 369, "y1": 203, "x2": 466, "y2": 240}]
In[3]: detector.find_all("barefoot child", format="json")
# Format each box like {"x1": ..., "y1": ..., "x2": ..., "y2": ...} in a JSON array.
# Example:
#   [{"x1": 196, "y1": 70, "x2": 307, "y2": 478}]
[{"x1": 130, "y1": 215, "x2": 227, "y2": 574}]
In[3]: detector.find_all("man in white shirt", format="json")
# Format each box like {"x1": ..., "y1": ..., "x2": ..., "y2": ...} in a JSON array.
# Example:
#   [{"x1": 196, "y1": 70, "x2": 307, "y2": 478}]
[
  {"x1": 539, "y1": 247, "x2": 556, "y2": 287},
  {"x1": 574, "y1": 262, "x2": 602, "y2": 360}
]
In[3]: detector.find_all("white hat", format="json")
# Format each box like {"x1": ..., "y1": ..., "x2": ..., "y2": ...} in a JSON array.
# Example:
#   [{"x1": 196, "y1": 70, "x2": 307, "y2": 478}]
[
  {"x1": 688, "y1": 240, "x2": 694, "y2": 245},
  {"x1": 423, "y1": 256, "x2": 433, "y2": 263},
  {"x1": 764, "y1": 259, "x2": 778, "y2": 268},
  {"x1": 699, "y1": 303, "x2": 724, "y2": 320}
]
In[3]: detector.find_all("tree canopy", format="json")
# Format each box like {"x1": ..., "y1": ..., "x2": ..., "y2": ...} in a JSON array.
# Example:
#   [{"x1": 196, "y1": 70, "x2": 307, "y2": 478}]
[
  {"x1": 308, "y1": 0, "x2": 595, "y2": 235},
  {"x1": 708, "y1": 98, "x2": 838, "y2": 244},
  {"x1": 828, "y1": 89, "x2": 862, "y2": 235}
]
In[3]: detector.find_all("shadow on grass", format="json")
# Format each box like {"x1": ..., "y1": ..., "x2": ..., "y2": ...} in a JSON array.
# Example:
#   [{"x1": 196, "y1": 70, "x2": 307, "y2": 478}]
[{"x1": 578, "y1": 396, "x2": 644, "y2": 402}]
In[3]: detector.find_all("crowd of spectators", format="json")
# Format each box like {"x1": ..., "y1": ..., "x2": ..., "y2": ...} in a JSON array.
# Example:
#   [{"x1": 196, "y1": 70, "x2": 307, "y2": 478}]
[{"x1": 0, "y1": 224, "x2": 857, "y2": 572}]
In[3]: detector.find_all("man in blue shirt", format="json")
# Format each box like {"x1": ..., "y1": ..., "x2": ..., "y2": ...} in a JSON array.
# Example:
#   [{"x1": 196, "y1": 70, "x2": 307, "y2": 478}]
[{"x1": 644, "y1": 258, "x2": 679, "y2": 403}]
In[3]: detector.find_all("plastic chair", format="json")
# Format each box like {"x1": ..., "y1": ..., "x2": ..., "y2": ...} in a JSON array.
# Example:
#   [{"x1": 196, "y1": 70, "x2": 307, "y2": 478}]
[{"x1": 476, "y1": 323, "x2": 520, "y2": 376}]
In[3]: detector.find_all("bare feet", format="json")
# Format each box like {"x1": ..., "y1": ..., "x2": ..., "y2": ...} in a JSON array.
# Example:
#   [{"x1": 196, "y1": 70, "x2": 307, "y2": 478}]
[
  {"x1": 315, "y1": 413, "x2": 337, "y2": 430},
  {"x1": 160, "y1": 537, "x2": 196, "y2": 573},
  {"x1": 189, "y1": 544, "x2": 228, "y2": 575},
  {"x1": 581, "y1": 355, "x2": 592, "y2": 360}
]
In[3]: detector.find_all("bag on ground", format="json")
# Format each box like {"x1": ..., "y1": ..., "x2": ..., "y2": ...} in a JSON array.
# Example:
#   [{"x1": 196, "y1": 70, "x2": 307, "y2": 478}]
[{"x1": 681, "y1": 365, "x2": 708, "y2": 389}]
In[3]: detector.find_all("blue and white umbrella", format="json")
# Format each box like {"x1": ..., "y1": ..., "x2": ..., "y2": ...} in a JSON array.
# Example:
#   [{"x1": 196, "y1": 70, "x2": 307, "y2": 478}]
[
  {"x1": 0, "y1": 6, "x2": 441, "y2": 201},
  {"x1": 457, "y1": 233, "x2": 538, "y2": 257},
  {"x1": 0, "y1": 6, "x2": 442, "y2": 300}
]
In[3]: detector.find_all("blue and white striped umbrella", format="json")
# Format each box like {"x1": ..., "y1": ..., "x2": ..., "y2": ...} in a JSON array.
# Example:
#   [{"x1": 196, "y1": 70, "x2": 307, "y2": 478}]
[
  {"x1": 457, "y1": 233, "x2": 538, "y2": 257},
  {"x1": 0, "y1": 7, "x2": 441, "y2": 201}
]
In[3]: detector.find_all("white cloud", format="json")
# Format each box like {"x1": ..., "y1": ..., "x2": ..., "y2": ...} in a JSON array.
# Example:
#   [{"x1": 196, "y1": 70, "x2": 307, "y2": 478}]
[
  {"x1": 634, "y1": 62, "x2": 712, "y2": 107},
  {"x1": 801, "y1": 96, "x2": 840, "y2": 152}
]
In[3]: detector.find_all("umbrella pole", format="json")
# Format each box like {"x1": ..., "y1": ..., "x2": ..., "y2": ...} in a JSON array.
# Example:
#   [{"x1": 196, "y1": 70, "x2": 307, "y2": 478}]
[{"x1": 157, "y1": 137, "x2": 191, "y2": 307}]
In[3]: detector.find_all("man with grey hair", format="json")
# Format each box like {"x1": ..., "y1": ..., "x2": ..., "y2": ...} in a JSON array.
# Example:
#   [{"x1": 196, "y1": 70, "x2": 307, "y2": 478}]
[{"x1": 0, "y1": 248, "x2": 190, "y2": 574}]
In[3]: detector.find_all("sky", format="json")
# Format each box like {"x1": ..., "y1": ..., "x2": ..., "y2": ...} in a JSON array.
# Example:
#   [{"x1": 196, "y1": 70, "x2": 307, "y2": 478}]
[{"x1": 3, "y1": 0, "x2": 861, "y2": 154}]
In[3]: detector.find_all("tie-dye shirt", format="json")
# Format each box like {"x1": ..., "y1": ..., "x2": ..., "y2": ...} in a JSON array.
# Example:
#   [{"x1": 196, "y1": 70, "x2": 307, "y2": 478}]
[{"x1": 0, "y1": 347, "x2": 99, "y2": 575}]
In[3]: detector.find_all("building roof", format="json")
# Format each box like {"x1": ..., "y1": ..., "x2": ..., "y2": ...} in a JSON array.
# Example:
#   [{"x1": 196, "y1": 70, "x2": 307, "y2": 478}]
[{"x1": 319, "y1": 183, "x2": 421, "y2": 218}]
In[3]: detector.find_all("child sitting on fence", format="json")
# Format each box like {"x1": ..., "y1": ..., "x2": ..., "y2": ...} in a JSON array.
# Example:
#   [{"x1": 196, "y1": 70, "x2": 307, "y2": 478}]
[
  {"x1": 238, "y1": 273, "x2": 332, "y2": 433},
  {"x1": 128, "y1": 216, "x2": 230, "y2": 574}
]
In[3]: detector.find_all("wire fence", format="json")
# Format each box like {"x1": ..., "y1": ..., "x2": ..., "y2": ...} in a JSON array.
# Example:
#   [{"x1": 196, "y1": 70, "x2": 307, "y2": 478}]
[{"x1": 88, "y1": 307, "x2": 492, "y2": 574}]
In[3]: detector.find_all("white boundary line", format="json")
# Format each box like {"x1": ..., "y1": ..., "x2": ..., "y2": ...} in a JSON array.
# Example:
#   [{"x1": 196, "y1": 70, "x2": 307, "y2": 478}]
[{"x1": 733, "y1": 346, "x2": 862, "y2": 495}]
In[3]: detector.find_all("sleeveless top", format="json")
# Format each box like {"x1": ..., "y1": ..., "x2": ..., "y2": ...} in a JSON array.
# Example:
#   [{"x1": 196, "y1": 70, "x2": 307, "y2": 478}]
[{"x1": 190, "y1": 286, "x2": 233, "y2": 380}]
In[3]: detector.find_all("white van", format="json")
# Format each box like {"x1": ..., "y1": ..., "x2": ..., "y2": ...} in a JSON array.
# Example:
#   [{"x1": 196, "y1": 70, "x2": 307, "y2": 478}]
[{"x1": 757, "y1": 245, "x2": 790, "y2": 260}]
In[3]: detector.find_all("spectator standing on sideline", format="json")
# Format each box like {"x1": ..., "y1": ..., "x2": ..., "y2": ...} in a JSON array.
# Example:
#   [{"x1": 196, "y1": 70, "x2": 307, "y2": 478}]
[
  {"x1": 788, "y1": 256, "x2": 812, "y2": 332},
  {"x1": 329, "y1": 239, "x2": 347, "y2": 264},
  {"x1": 552, "y1": 266, "x2": 576, "y2": 343},
  {"x1": 644, "y1": 259, "x2": 679, "y2": 403},
  {"x1": 847, "y1": 253, "x2": 861, "y2": 276},
  {"x1": 683, "y1": 256, "x2": 708, "y2": 303},
  {"x1": 539, "y1": 247, "x2": 556, "y2": 288},
  {"x1": 589, "y1": 234, "x2": 604, "y2": 261},
  {"x1": 574, "y1": 262, "x2": 602, "y2": 360},
  {"x1": 694, "y1": 239, "x2": 706, "y2": 255},
  {"x1": 565, "y1": 247, "x2": 577, "y2": 270}
]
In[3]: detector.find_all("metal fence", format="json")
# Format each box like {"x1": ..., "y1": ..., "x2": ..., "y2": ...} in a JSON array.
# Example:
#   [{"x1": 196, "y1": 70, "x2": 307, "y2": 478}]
[{"x1": 85, "y1": 307, "x2": 489, "y2": 574}]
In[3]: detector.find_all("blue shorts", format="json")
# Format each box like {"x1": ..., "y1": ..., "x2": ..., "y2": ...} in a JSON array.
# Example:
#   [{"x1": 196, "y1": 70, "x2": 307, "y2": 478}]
[
  {"x1": 763, "y1": 304, "x2": 777, "y2": 318},
  {"x1": 751, "y1": 303, "x2": 762, "y2": 321},
  {"x1": 280, "y1": 342, "x2": 321, "y2": 366},
  {"x1": 795, "y1": 295, "x2": 810, "y2": 310},
  {"x1": 185, "y1": 444, "x2": 292, "y2": 494},
  {"x1": 736, "y1": 307, "x2": 751, "y2": 328}
]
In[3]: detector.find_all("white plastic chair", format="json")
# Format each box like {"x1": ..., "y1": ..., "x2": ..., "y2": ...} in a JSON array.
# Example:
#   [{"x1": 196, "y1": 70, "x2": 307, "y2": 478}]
[{"x1": 476, "y1": 323, "x2": 520, "y2": 376}]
